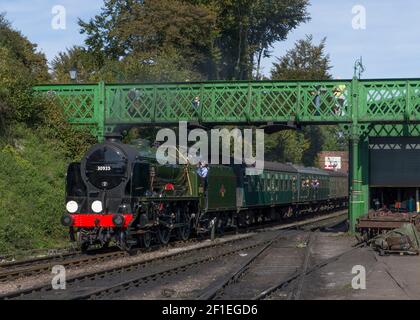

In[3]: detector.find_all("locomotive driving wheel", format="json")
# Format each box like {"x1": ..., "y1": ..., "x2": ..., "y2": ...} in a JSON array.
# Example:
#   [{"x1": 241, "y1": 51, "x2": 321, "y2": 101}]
[
  {"x1": 118, "y1": 230, "x2": 134, "y2": 251},
  {"x1": 176, "y1": 206, "x2": 191, "y2": 241},
  {"x1": 139, "y1": 231, "x2": 152, "y2": 248},
  {"x1": 216, "y1": 213, "x2": 229, "y2": 235},
  {"x1": 157, "y1": 226, "x2": 171, "y2": 244}
]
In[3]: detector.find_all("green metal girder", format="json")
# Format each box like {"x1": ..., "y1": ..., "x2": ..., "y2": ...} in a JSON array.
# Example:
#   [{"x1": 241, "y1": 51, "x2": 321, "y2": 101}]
[
  {"x1": 33, "y1": 78, "x2": 420, "y2": 232},
  {"x1": 34, "y1": 78, "x2": 420, "y2": 138}
]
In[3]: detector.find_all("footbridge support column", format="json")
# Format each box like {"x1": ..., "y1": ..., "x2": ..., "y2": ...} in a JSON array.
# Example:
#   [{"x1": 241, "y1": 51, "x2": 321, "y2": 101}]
[
  {"x1": 349, "y1": 135, "x2": 369, "y2": 232},
  {"x1": 348, "y1": 77, "x2": 369, "y2": 232}
]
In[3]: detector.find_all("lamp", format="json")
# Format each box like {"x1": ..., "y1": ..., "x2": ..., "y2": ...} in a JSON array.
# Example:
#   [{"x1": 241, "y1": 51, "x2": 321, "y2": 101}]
[{"x1": 69, "y1": 67, "x2": 78, "y2": 82}]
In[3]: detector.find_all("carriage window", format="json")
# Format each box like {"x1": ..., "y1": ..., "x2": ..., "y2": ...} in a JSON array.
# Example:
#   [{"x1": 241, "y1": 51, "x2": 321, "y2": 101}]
[{"x1": 302, "y1": 178, "x2": 309, "y2": 188}]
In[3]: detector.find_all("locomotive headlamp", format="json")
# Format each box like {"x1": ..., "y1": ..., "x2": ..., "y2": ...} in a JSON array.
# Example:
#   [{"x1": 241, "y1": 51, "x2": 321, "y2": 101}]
[
  {"x1": 112, "y1": 214, "x2": 125, "y2": 227},
  {"x1": 66, "y1": 201, "x2": 78, "y2": 213},
  {"x1": 91, "y1": 200, "x2": 103, "y2": 213},
  {"x1": 61, "y1": 214, "x2": 74, "y2": 227}
]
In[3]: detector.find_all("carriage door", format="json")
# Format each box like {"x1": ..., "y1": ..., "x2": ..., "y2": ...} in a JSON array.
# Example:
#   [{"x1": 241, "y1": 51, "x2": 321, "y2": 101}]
[{"x1": 292, "y1": 175, "x2": 298, "y2": 202}]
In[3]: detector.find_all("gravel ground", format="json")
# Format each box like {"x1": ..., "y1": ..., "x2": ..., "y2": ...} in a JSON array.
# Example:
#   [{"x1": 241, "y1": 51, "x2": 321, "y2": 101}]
[
  {"x1": 0, "y1": 233, "x2": 254, "y2": 296},
  {"x1": 109, "y1": 246, "x2": 265, "y2": 300}
]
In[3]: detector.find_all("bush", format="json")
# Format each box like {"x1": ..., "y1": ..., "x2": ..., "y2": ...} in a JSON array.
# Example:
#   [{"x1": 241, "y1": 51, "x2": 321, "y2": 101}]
[
  {"x1": 0, "y1": 124, "x2": 93, "y2": 253},
  {"x1": 0, "y1": 14, "x2": 95, "y2": 254}
]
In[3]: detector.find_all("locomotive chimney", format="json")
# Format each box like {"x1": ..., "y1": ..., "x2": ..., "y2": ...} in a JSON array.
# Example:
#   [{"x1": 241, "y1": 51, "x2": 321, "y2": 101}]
[{"x1": 104, "y1": 133, "x2": 123, "y2": 143}]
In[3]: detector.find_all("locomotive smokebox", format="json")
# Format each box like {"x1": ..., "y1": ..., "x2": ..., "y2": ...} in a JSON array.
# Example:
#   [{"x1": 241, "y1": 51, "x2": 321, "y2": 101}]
[{"x1": 104, "y1": 133, "x2": 123, "y2": 143}]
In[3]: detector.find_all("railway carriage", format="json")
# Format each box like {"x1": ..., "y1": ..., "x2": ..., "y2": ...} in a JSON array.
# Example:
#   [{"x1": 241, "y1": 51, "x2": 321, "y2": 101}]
[{"x1": 61, "y1": 135, "x2": 348, "y2": 251}]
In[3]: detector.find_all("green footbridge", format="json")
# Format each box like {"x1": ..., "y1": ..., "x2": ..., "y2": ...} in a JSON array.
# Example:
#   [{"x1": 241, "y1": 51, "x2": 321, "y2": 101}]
[{"x1": 34, "y1": 78, "x2": 420, "y2": 231}]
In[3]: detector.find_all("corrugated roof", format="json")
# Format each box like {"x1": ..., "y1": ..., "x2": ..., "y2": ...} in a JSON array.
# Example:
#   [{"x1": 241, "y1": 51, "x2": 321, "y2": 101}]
[
  {"x1": 261, "y1": 161, "x2": 298, "y2": 173},
  {"x1": 290, "y1": 165, "x2": 331, "y2": 176}
]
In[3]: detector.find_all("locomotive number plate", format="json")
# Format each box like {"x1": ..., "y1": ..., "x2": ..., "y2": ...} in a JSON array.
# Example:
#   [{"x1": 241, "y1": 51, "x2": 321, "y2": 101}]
[{"x1": 97, "y1": 165, "x2": 112, "y2": 171}]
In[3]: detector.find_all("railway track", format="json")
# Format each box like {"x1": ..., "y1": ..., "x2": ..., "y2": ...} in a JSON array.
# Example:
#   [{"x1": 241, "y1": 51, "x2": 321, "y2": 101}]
[
  {"x1": 253, "y1": 241, "x2": 363, "y2": 300},
  {"x1": 0, "y1": 246, "x2": 78, "y2": 265},
  {"x1": 2, "y1": 235, "x2": 258, "y2": 300},
  {"x1": 0, "y1": 210, "x2": 346, "y2": 284},
  {"x1": 0, "y1": 248, "x2": 123, "y2": 284},
  {"x1": 0, "y1": 239, "x2": 200, "y2": 284},
  {"x1": 196, "y1": 223, "x2": 323, "y2": 300},
  {"x1": 0, "y1": 210, "x2": 347, "y2": 300}
]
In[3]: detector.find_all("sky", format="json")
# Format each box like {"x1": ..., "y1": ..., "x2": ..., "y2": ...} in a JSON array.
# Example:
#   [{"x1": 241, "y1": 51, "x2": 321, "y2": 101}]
[{"x1": 1, "y1": 0, "x2": 419, "y2": 79}]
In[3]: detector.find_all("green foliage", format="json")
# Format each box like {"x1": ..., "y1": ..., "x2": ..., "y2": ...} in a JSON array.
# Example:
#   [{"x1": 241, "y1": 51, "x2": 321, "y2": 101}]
[
  {"x1": 51, "y1": 46, "x2": 102, "y2": 83},
  {"x1": 0, "y1": 14, "x2": 49, "y2": 125},
  {"x1": 0, "y1": 15, "x2": 95, "y2": 254},
  {"x1": 0, "y1": 14, "x2": 48, "y2": 82},
  {"x1": 271, "y1": 35, "x2": 331, "y2": 81},
  {"x1": 40, "y1": 98, "x2": 96, "y2": 160},
  {"x1": 72, "y1": 0, "x2": 218, "y2": 82},
  {"x1": 264, "y1": 130, "x2": 309, "y2": 164},
  {"x1": 75, "y1": 0, "x2": 310, "y2": 81},
  {"x1": 98, "y1": 48, "x2": 203, "y2": 83},
  {"x1": 0, "y1": 126, "x2": 71, "y2": 253},
  {"x1": 198, "y1": 0, "x2": 311, "y2": 79}
]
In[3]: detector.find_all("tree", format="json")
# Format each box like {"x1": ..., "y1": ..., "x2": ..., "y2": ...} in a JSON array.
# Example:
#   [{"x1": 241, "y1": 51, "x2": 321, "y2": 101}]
[
  {"x1": 0, "y1": 14, "x2": 49, "y2": 125},
  {"x1": 0, "y1": 14, "x2": 48, "y2": 83},
  {"x1": 51, "y1": 45, "x2": 202, "y2": 83},
  {"x1": 205, "y1": 0, "x2": 311, "y2": 79},
  {"x1": 78, "y1": 0, "x2": 310, "y2": 80},
  {"x1": 78, "y1": 0, "x2": 219, "y2": 80},
  {"x1": 271, "y1": 35, "x2": 331, "y2": 80},
  {"x1": 264, "y1": 129, "x2": 309, "y2": 164},
  {"x1": 51, "y1": 46, "x2": 102, "y2": 83},
  {"x1": 268, "y1": 35, "x2": 344, "y2": 166}
]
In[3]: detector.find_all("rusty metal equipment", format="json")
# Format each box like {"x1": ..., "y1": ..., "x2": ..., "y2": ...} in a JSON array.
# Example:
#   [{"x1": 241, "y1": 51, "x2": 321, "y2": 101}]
[
  {"x1": 372, "y1": 223, "x2": 420, "y2": 255},
  {"x1": 356, "y1": 209, "x2": 420, "y2": 241}
]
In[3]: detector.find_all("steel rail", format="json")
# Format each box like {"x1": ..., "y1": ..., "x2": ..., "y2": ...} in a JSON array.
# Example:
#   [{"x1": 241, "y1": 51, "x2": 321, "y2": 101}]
[
  {"x1": 73, "y1": 241, "x2": 268, "y2": 300},
  {"x1": 0, "y1": 236, "x2": 253, "y2": 300},
  {"x1": 197, "y1": 213, "x2": 347, "y2": 300},
  {"x1": 253, "y1": 243, "x2": 365, "y2": 300},
  {"x1": 0, "y1": 238, "x2": 203, "y2": 284},
  {"x1": 290, "y1": 232, "x2": 316, "y2": 300}
]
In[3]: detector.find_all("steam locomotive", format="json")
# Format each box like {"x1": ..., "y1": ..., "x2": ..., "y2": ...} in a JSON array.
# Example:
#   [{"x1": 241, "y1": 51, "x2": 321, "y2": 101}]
[{"x1": 62, "y1": 134, "x2": 348, "y2": 251}]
